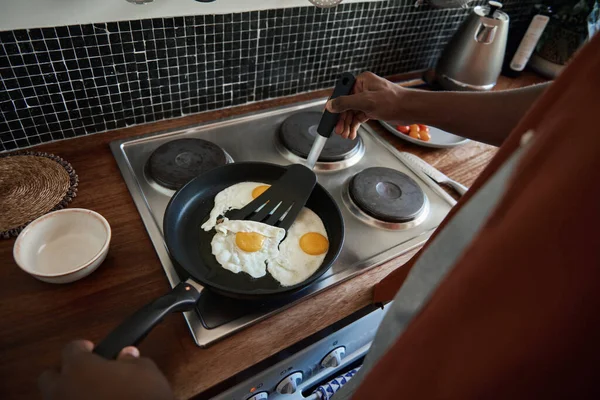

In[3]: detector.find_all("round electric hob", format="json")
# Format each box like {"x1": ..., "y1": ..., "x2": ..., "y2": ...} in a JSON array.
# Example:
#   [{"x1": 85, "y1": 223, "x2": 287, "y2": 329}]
[
  {"x1": 349, "y1": 167, "x2": 426, "y2": 223},
  {"x1": 278, "y1": 111, "x2": 361, "y2": 162},
  {"x1": 146, "y1": 138, "x2": 229, "y2": 190}
]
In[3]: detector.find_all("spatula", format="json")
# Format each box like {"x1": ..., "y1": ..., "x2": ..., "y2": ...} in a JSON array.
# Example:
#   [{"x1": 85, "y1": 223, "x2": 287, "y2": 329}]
[
  {"x1": 305, "y1": 72, "x2": 356, "y2": 169},
  {"x1": 227, "y1": 164, "x2": 317, "y2": 230},
  {"x1": 228, "y1": 74, "x2": 355, "y2": 230}
]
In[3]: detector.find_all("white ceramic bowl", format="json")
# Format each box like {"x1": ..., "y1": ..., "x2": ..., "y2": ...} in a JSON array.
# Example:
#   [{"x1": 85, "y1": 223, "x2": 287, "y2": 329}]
[{"x1": 13, "y1": 208, "x2": 111, "y2": 284}]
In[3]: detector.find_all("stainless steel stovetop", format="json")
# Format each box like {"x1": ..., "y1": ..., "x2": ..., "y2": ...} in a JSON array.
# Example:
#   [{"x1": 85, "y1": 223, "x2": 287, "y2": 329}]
[{"x1": 110, "y1": 98, "x2": 455, "y2": 347}]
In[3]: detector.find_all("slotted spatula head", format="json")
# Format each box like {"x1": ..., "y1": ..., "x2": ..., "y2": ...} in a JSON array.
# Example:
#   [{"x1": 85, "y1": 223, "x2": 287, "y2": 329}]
[{"x1": 227, "y1": 164, "x2": 317, "y2": 231}]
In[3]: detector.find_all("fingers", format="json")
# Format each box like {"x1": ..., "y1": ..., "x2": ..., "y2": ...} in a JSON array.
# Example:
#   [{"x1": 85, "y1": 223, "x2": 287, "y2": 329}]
[
  {"x1": 326, "y1": 92, "x2": 373, "y2": 114},
  {"x1": 38, "y1": 369, "x2": 60, "y2": 399},
  {"x1": 336, "y1": 112, "x2": 350, "y2": 139},
  {"x1": 60, "y1": 339, "x2": 94, "y2": 376},
  {"x1": 341, "y1": 112, "x2": 352, "y2": 139},
  {"x1": 334, "y1": 111, "x2": 369, "y2": 140},
  {"x1": 335, "y1": 112, "x2": 347, "y2": 135},
  {"x1": 117, "y1": 346, "x2": 141, "y2": 361},
  {"x1": 39, "y1": 340, "x2": 93, "y2": 398},
  {"x1": 349, "y1": 112, "x2": 369, "y2": 140},
  {"x1": 61, "y1": 340, "x2": 93, "y2": 366},
  {"x1": 61, "y1": 340, "x2": 138, "y2": 365}
]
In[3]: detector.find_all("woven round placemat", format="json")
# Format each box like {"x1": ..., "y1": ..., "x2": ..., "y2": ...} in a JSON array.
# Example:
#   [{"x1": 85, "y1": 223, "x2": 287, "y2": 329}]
[{"x1": 0, "y1": 152, "x2": 78, "y2": 239}]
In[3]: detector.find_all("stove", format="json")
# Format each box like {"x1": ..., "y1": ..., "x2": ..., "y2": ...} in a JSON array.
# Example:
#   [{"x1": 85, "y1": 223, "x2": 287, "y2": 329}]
[{"x1": 110, "y1": 99, "x2": 456, "y2": 347}]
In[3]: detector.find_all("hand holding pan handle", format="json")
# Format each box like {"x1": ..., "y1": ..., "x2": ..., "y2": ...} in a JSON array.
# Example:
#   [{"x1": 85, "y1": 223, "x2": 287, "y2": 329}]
[{"x1": 93, "y1": 281, "x2": 203, "y2": 359}]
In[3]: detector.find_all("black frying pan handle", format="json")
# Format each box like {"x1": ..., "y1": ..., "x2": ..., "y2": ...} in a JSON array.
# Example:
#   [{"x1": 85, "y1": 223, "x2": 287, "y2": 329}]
[
  {"x1": 317, "y1": 72, "x2": 356, "y2": 138},
  {"x1": 93, "y1": 281, "x2": 202, "y2": 359}
]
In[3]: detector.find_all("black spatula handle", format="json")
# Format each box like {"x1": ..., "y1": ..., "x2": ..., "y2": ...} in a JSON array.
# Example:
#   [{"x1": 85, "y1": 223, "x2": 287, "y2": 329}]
[
  {"x1": 93, "y1": 281, "x2": 202, "y2": 359},
  {"x1": 317, "y1": 72, "x2": 356, "y2": 138}
]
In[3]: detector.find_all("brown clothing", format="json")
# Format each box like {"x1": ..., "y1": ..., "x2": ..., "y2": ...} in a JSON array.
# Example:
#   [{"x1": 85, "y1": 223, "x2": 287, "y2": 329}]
[{"x1": 358, "y1": 33, "x2": 600, "y2": 398}]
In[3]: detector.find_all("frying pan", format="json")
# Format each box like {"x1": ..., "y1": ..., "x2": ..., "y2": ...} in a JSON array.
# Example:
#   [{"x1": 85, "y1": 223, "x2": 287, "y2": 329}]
[{"x1": 94, "y1": 162, "x2": 344, "y2": 359}]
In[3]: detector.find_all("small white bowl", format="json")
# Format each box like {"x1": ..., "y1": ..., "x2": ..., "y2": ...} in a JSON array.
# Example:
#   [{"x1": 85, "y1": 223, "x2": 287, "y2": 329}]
[{"x1": 13, "y1": 208, "x2": 111, "y2": 284}]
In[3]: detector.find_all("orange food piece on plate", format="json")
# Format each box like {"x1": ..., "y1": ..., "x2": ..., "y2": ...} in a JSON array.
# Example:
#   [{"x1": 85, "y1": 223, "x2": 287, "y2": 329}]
[{"x1": 419, "y1": 130, "x2": 431, "y2": 141}]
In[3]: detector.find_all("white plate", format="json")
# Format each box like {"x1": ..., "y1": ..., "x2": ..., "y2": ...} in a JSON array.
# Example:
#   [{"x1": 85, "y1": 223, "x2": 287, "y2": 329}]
[{"x1": 379, "y1": 121, "x2": 469, "y2": 148}]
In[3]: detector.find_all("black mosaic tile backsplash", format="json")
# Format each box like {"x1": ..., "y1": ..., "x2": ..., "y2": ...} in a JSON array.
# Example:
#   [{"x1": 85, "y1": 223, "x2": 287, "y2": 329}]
[{"x1": 0, "y1": 1, "x2": 536, "y2": 152}]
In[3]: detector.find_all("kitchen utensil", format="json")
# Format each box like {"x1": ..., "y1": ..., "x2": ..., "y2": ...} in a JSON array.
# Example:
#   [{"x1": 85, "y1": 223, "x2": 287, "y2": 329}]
[
  {"x1": 435, "y1": 1, "x2": 510, "y2": 91},
  {"x1": 94, "y1": 162, "x2": 344, "y2": 359},
  {"x1": 308, "y1": 0, "x2": 343, "y2": 8},
  {"x1": 306, "y1": 73, "x2": 356, "y2": 168},
  {"x1": 507, "y1": 5, "x2": 551, "y2": 74},
  {"x1": 13, "y1": 208, "x2": 111, "y2": 284},
  {"x1": 398, "y1": 152, "x2": 468, "y2": 196},
  {"x1": 0, "y1": 152, "x2": 78, "y2": 239},
  {"x1": 379, "y1": 121, "x2": 469, "y2": 148},
  {"x1": 227, "y1": 164, "x2": 316, "y2": 231}
]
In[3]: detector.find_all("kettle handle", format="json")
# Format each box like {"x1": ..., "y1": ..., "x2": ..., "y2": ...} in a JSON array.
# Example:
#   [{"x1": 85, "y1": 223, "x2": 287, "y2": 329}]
[
  {"x1": 475, "y1": 23, "x2": 498, "y2": 44},
  {"x1": 486, "y1": 1, "x2": 503, "y2": 17}
]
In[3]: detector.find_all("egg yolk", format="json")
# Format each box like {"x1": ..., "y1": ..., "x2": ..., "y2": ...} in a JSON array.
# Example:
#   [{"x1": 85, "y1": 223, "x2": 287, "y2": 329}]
[
  {"x1": 235, "y1": 232, "x2": 265, "y2": 252},
  {"x1": 299, "y1": 232, "x2": 329, "y2": 255},
  {"x1": 252, "y1": 185, "x2": 270, "y2": 198}
]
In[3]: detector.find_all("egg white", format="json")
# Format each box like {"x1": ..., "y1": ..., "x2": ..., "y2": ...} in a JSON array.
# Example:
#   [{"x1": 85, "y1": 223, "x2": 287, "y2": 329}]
[
  {"x1": 201, "y1": 182, "x2": 269, "y2": 231},
  {"x1": 211, "y1": 219, "x2": 285, "y2": 279},
  {"x1": 267, "y1": 207, "x2": 328, "y2": 286}
]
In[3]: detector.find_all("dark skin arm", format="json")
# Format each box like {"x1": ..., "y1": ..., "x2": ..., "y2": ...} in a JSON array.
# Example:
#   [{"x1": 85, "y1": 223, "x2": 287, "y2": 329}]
[
  {"x1": 39, "y1": 340, "x2": 173, "y2": 400},
  {"x1": 327, "y1": 72, "x2": 550, "y2": 146}
]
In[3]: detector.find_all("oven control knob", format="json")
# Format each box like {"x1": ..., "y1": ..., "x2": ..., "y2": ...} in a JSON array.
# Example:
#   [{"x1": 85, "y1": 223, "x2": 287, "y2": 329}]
[
  {"x1": 276, "y1": 371, "x2": 303, "y2": 394},
  {"x1": 247, "y1": 391, "x2": 268, "y2": 400},
  {"x1": 320, "y1": 346, "x2": 346, "y2": 368}
]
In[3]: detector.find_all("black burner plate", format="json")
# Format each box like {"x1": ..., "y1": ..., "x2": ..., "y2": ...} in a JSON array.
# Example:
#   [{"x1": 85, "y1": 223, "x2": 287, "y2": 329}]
[
  {"x1": 195, "y1": 289, "x2": 306, "y2": 329},
  {"x1": 349, "y1": 167, "x2": 425, "y2": 222},
  {"x1": 147, "y1": 138, "x2": 228, "y2": 190},
  {"x1": 170, "y1": 258, "x2": 304, "y2": 329},
  {"x1": 279, "y1": 112, "x2": 359, "y2": 162}
]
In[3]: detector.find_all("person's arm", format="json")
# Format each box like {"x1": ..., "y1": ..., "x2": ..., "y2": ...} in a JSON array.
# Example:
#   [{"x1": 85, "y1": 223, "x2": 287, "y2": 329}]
[
  {"x1": 327, "y1": 72, "x2": 550, "y2": 146},
  {"x1": 403, "y1": 83, "x2": 549, "y2": 146}
]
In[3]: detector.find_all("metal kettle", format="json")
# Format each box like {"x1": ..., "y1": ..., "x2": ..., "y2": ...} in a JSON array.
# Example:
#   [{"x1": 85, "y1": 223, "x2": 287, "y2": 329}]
[{"x1": 435, "y1": 1, "x2": 509, "y2": 91}]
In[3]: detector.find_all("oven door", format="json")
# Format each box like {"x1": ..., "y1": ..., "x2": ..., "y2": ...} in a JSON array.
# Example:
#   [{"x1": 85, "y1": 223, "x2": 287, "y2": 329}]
[{"x1": 205, "y1": 305, "x2": 389, "y2": 400}]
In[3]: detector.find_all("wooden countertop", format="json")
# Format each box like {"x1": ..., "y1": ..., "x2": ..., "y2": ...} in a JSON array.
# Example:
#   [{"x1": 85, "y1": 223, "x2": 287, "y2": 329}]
[{"x1": 0, "y1": 72, "x2": 545, "y2": 399}]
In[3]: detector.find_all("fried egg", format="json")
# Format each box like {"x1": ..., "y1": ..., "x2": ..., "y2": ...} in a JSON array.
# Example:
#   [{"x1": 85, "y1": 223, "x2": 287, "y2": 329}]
[
  {"x1": 267, "y1": 207, "x2": 329, "y2": 286},
  {"x1": 211, "y1": 219, "x2": 285, "y2": 278},
  {"x1": 201, "y1": 182, "x2": 271, "y2": 231}
]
